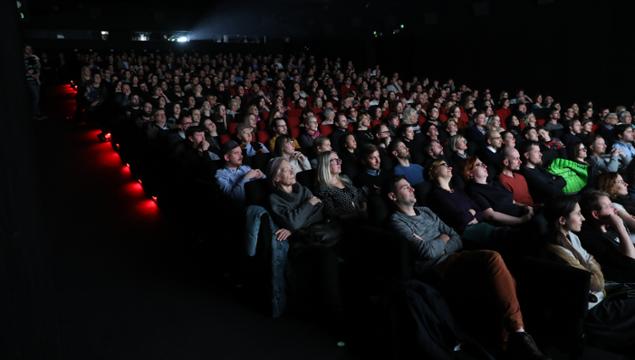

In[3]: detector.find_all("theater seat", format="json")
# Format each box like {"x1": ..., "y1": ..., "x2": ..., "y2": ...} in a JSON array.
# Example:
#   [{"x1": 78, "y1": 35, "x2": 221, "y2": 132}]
[
  {"x1": 296, "y1": 169, "x2": 317, "y2": 193},
  {"x1": 257, "y1": 130, "x2": 270, "y2": 144},
  {"x1": 245, "y1": 178, "x2": 271, "y2": 207},
  {"x1": 319, "y1": 124, "x2": 333, "y2": 137}
]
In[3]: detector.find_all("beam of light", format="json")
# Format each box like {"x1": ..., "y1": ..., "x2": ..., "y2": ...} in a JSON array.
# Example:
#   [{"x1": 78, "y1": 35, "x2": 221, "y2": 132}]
[{"x1": 176, "y1": 36, "x2": 189, "y2": 43}]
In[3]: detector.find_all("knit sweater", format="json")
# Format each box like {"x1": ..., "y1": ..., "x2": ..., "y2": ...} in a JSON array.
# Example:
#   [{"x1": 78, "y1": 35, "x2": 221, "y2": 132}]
[
  {"x1": 269, "y1": 183, "x2": 324, "y2": 231},
  {"x1": 391, "y1": 206, "x2": 463, "y2": 270}
]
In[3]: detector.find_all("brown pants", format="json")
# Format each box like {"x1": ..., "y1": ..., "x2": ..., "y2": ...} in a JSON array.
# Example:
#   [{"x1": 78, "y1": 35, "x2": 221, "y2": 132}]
[{"x1": 436, "y1": 250, "x2": 524, "y2": 344}]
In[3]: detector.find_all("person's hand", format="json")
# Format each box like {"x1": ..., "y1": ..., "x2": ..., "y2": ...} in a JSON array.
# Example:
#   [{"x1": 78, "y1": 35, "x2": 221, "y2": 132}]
[
  {"x1": 607, "y1": 211, "x2": 626, "y2": 229},
  {"x1": 438, "y1": 234, "x2": 451, "y2": 243},
  {"x1": 200, "y1": 139, "x2": 210, "y2": 151},
  {"x1": 525, "y1": 206, "x2": 534, "y2": 218},
  {"x1": 308, "y1": 196, "x2": 322, "y2": 206},
  {"x1": 245, "y1": 169, "x2": 262, "y2": 180},
  {"x1": 275, "y1": 228, "x2": 292, "y2": 241},
  {"x1": 467, "y1": 218, "x2": 479, "y2": 225},
  {"x1": 468, "y1": 209, "x2": 476, "y2": 216}
]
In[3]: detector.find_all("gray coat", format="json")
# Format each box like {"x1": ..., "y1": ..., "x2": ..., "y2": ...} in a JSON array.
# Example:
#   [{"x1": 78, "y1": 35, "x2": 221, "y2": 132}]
[{"x1": 269, "y1": 183, "x2": 324, "y2": 231}]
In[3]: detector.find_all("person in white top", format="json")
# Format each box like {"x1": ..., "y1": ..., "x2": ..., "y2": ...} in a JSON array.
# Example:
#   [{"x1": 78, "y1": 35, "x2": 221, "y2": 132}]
[{"x1": 545, "y1": 196, "x2": 635, "y2": 355}]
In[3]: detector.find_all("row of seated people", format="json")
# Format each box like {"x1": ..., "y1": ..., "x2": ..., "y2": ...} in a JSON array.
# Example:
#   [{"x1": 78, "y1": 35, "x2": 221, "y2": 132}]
[
  {"x1": 69, "y1": 48, "x2": 635, "y2": 358},
  {"x1": 108, "y1": 96, "x2": 635, "y2": 358}
]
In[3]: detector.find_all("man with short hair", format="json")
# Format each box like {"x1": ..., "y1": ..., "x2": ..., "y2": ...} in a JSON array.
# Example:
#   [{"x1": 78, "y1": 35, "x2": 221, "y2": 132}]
[
  {"x1": 389, "y1": 140, "x2": 426, "y2": 187},
  {"x1": 388, "y1": 176, "x2": 549, "y2": 359},
  {"x1": 611, "y1": 123, "x2": 635, "y2": 167},
  {"x1": 499, "y1": 147, "x2": 534, "y2": 207},
  {"x1": 215, "y1": 140, "x2": 266, "y2": 202},
  {"x1": 520, "y1": 142, "x2": 565, "y2": 205},
  {"x1": 330, "y1": 113, "x2": 350, "y2": 152}
]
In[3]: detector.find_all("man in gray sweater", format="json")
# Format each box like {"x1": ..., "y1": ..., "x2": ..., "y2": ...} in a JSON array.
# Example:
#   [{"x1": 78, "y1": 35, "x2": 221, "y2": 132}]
[{"x1": 387, "y1": 176, "x2": 549, "y2": 360}]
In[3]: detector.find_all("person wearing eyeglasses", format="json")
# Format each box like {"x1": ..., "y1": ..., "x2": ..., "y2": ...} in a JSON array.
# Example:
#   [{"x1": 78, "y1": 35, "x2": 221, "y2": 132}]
[{"x1": 316, "y1": 151, "x2": 366, "y2": 220}]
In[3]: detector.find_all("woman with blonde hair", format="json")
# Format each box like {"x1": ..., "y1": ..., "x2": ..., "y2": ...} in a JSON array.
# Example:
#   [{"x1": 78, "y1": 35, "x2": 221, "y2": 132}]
[{"x1": 316, "y1": 151, "x2": 366, "y2": 220}]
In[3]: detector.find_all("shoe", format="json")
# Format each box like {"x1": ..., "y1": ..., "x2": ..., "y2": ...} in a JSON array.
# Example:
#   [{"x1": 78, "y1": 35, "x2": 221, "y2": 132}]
[{"x1": 506, "y1": 332, "x2": 550, "y2": 360}]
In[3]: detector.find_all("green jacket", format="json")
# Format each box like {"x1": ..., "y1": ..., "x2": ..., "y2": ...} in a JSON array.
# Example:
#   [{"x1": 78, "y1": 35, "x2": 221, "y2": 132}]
[{"x1": 547, "y1": 158, "x2": 588, "y2": 194}]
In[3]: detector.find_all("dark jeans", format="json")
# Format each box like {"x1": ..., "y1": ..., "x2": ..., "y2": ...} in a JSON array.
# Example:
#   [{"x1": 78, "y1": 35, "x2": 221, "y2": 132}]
[{"x1": 26, "y1": 80, "x2": 40, "y2": 117}]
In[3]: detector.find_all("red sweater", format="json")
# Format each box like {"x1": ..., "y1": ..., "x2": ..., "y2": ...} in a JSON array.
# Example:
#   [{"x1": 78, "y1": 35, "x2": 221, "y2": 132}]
[{"x1": 498, "y1": 172, "x2": 534, "y2": 207}]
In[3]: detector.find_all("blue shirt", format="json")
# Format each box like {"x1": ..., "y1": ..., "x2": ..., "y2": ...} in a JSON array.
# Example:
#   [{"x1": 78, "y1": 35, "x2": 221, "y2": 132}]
[
  {"x1": 394, "y1": 163, "x2": 426, "y2": 186},
  {"x1": 244, "y1": 142, "x2": 270, "y2": 157},
  {"x1": 612, "y1": 141, "x2": 635, "y2": 167},
  {"x1": 214, "y1": 165, "x2": 265, "y2": 202}
]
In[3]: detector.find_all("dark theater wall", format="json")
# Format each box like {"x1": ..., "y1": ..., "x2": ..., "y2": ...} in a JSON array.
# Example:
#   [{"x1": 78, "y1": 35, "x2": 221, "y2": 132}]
[{"x1": 1, "y1": 1, "x2": 60, "y2": 359}]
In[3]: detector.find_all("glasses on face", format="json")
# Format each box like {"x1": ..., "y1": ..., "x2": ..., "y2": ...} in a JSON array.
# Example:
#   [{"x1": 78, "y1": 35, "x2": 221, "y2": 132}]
[
  {"x1": 438, "y1": 162, "x2": 449, "y2": 168},
  {"x1": 330, "y1": 158, "x2": 343, "y2": 164}
]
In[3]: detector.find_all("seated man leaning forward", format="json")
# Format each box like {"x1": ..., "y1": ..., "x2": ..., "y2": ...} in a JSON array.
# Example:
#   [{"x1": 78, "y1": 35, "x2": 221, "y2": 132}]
[
  {"x1": 215, "y1": 140, "x2": 266, "y2": 202},
  {"x1": 387, "y1": 175, "x2": 549, "y2": 360}
]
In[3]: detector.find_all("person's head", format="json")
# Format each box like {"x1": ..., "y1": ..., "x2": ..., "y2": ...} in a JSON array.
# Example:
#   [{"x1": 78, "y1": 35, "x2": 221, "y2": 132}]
[
  {"x1": 336, "y1": 113, "x2": 349, "y2": 129},
  {"x1": 428, "y1": 159, "x2": 453, "y2": 184},
  {"x1": 537, "y1": 128, "x2": 551, "y2": 142},
  {"x1": 604, "y1": 113, "x2": 619, "y2": 125},
  {"x1": 317, "y1": 151, "x2": 343, "y2": 186},
  {"x1": 523, "y1": 142, "x2": 543, "y2": 166},
  {"x1": 402, "y1": 107, "x2": 418, "y2": 125},
  {"x1": 567, "y1": 142, "x2": 588, "y2": 162},
  {"x1": 270, "y1": 158, "x2": 296, "y2": 189},
  {"x1": 274, "y1": 134, "x2": 295, "y2": 157},
  {"x1": 375, "y1": 124, "x2": 391, "y2": 140},
  {"x1": 178, "y1": 114, "x2": 193, "y2": 131},
  {"x1": 569, "y1": 119, "x2": 582, "y2": 134},
  {"x1": 544, "y1": 196, "x2": 584, "y2": 235},
  {"x1": 426, "y1": 140, "x2": 444, "y2": 158},
  {"x1": 272, "y1": 118, "x2": 289, "y2": 136},
  {"x1": 523, "y1": 127, "x2": 539, "y2": 142},
  {"x1": 305, "y1": 115, "x2": 319, "y2": 132},
  {"x1": 501, "y1": 131, "x2": 516, "y2": 149},
  {"x1": 237, "y1": 123, "x2": 254, "y2": 144},
  {"x1": 487, "y1": 130, "x2": 503, "y2": 149},
  {"x1": 446, "y1": 119, "x2": 458, "y2": 135},
  {"x1": 314, "y1": 136, "x2": 332, "y2": 154},
  {"x1": 450, "y1": 135, "x2": 468, "y2": 152},
  {"x1": 186, "y1": 125, "x2": 205, "y2": 147},
  {"x1": 615, "y1": 123, "x2": 634, "y2": 143},
  {"x1": 344, "y1": 133, "x2": 357, "y2": 151},
  {"x1": 474, "y1": 112, "x2": 487, "y2": 127},
  {"x1": 143, "y1": 102, "x2": 153, "y2": 115},
  {"x1": 202, "y1": 118, "x2": 217, "y2": 135},
  {"x1": 502, "y1": 147, "x2": 522, "y2": 171},
  {"x1": 154, "y1": 109, "x2": 166, "y2": 127},
  {"x1": 597, "y1": 173, "x2": 629, "y2": 199},
  {"x1": 579, "y1": 190, "x2": 615, "y2": 227},
  {"x1": 387, "y1": 176, "x2": 417, "y2": 209},
  {"x1": 389, "y1": 139, "x2": 410, "y2": 160},
  {"x1": 582, "y1": 119, "x2": 593, "y2": 133},
  {"x1": 590, "y1": 135, "x2": 607, "y2": 155},
  {"x1": 426, "y1": 124, "x2": 439, "y2": 140},
  {"x1": 619, "y1": 111, "x2": 633, "y2": 124},
  {"x1": 223, "y1": 140, "x2": 243, "y2": 168},
  {"x1": 463, "y1": 156, "x2": 488, "y2": 182},
  {"x1": 360, "y1": 144, "x2": 381, "y2": 170}
]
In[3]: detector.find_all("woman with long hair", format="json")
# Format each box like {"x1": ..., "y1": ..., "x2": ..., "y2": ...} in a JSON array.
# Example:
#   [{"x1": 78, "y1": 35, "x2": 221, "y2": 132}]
[
  {"x1": 544, "y1": 197, "x2": 635, "y2": 355},
  {"x1": 270, "y1": 135, "x2": 311, "y2": 175},
  {"x1": 315, "y1": 151, "x2": 366, "y2": 220}
]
